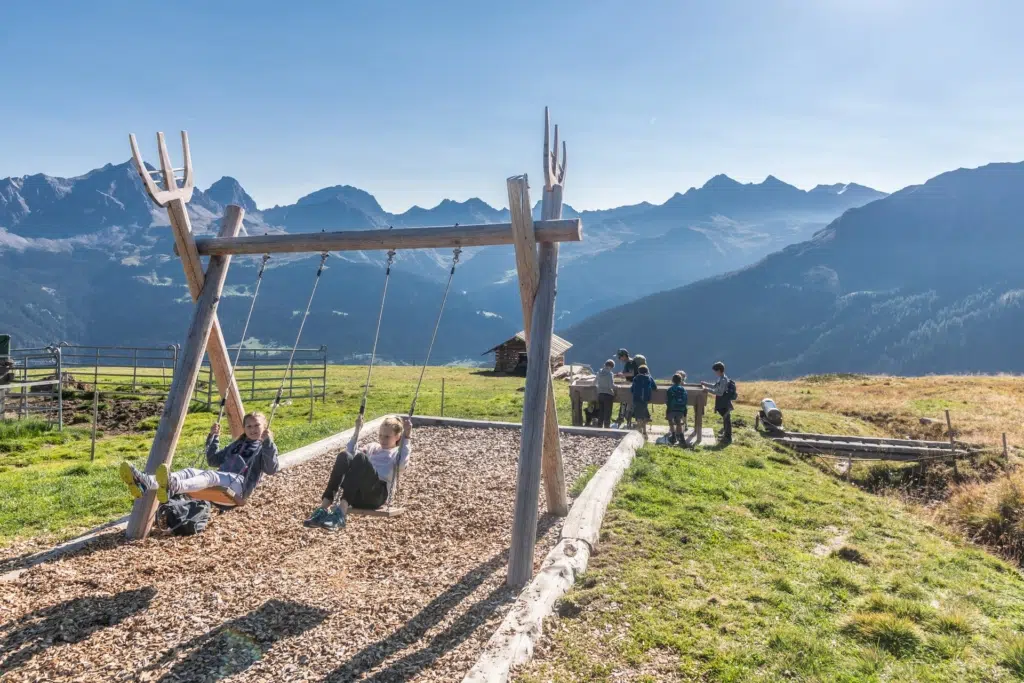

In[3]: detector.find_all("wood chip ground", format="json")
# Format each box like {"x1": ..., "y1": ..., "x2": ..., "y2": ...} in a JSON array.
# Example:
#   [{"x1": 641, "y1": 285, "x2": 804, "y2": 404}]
[{"x1": 0, "y1": 427, "x2": 614, "y2": 682}]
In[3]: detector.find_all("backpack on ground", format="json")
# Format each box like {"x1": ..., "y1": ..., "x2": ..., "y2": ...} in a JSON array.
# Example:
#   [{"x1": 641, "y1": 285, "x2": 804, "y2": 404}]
[
  {"x1": 726, "y1": 379, "x2": 738, "y2": 402},
  {"x1": 156, "y1": 495, "x2": 212, "y2": 536}
]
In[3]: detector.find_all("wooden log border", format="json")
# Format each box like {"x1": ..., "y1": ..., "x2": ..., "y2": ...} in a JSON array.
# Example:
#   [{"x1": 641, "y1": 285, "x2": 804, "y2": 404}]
[
  {"x1": 463, "y1": 430, "x2": 646, "y2": 683},
  {"x1": 0, "y1": 416, "x2": 386, "y2": 583}
]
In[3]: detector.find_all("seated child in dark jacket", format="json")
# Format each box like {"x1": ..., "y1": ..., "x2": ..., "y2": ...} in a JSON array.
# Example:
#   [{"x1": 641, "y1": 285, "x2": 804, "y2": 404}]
[
  {"x1": 120, "y1": 411, "x2": 280, "y2": 506},
  {"x1": 665, "y1": 372, "x2": 688, "y2": 445},
  {"x1": 303, "y1": 415, "x2": 412, "y2": 531},
  {"x1": 630, "y1": 365, "x2": 657, "y2": 437}
]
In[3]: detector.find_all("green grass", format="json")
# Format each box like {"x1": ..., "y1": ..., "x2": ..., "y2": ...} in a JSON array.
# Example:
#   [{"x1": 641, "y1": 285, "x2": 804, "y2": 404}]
[
  {"x1": 517, "y1": 423, "x2": 1024, "y2": 682},
  {"x1": 0, "y1": 365, "x2": 546, "y2": 546}
]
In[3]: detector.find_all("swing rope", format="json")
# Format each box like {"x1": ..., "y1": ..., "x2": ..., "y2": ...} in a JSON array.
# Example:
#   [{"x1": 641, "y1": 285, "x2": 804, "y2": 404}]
[
  {"x1": 190, "y1": 253, "x2": 270, "y2": 468},
  {"x1": 268, "y1": 251, "x2": 329, "y2": 429},
  {"x1": 358, "y1": 249, "x2": 396, "y2": 422},
  {"x1": 218, "y1": 253, "x2": 270, "y2": 424},
  {"x1": 386, "y1": 246, "x2": 461, "y2": 508}
]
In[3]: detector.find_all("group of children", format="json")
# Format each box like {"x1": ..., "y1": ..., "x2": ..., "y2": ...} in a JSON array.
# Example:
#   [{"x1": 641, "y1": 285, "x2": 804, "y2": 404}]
[
  {"x1": 118, "y1": 411, "x2": 412, "y2": 534},
  {"x1": 593, "y1": 350, "x2": 735, "y2": 446}
]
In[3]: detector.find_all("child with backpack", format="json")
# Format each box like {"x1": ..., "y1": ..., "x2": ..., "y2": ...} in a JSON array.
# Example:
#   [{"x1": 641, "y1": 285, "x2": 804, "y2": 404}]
[
  {"x1": 630, "y1": 365, "x2": 657, "y2": 438},
  {"x1": 303, "y1": 415, "x2": 412, "y2": 531},
  {"x1": 701, "y1": 361, "x2": 737, "y2": 445},
  {"x1": 665, "y1": 372, "x2": 688, "y2": 445},
  {"x1": 119, "y1": 411, "x2": 280, "y2": 507}
]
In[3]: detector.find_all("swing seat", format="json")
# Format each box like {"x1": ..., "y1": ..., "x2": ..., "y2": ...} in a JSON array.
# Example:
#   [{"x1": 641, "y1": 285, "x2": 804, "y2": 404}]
[
  {"x1": 188, "y1": 487, "x2": 244, "y2": 507},
  {"x1": 348, "y1": 506, "x2": 404, "y2": 518}
]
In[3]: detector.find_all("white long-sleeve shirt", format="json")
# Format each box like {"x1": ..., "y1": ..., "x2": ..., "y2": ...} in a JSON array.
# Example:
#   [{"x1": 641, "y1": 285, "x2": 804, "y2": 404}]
[{"x1": 361, "y1": 441, "x2": 411, "y2": 483}]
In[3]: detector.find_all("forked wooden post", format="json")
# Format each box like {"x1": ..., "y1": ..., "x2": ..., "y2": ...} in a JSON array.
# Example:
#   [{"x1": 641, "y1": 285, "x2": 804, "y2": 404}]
[
  {"x1": 509, "y1": 240, "x2": 560, "y2": 587},
  {"x1": 125, "y1": 206, "x2": 245, "y2": 540},
  {"x1": 508, "y1": 175, "x2": 568, "y2": 517},
  {"x1": 129, "y1": 132, "x2": 247, "y2": 438}
]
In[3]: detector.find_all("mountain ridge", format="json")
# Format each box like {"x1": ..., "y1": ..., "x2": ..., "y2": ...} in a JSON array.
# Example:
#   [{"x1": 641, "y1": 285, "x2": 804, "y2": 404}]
[{"x1": 563, "y1": 160, "x2": 1024, "y2": 378}]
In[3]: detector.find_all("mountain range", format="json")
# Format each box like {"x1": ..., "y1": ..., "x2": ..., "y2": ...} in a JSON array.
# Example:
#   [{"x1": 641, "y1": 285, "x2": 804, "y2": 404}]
[
  {"x1": 565, "y1": 161, "x2": 1024, "y2": 379},
  {"x1": 1, "y1": 158, "x2": 883, "y2": 364}
]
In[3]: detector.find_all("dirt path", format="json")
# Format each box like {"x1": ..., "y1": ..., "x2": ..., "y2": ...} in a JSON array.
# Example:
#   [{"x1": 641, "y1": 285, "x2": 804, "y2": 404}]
[{"x1": 0, "y1": 426, "x2": 615, "y2": 682}]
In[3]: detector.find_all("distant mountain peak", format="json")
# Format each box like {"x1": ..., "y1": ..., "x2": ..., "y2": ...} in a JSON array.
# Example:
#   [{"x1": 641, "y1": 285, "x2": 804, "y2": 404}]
[
  {"x1": 702, "y1": 174, "x2": 742, "y2": 190},
  {"x1": 760, "y1": 175, "x2": 798, "y2": 190},
  {"x1": 205, "y1": 176, "x2": 257, "y2": 212}
]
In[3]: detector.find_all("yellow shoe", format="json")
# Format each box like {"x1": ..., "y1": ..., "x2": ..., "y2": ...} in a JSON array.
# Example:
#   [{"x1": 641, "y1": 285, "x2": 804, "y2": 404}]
[
  {"x1": 155, "y1": 464, "x2": 171, "y2": 504},
  {"x1": 119, "y1": 462, "x2": 144, "y2": 499}
]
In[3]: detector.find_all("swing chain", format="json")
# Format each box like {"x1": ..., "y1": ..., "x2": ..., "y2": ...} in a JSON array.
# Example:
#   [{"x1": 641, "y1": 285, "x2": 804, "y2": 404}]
[{"x1": 386, "y1": 249, "x2": 396, "y2": 268}]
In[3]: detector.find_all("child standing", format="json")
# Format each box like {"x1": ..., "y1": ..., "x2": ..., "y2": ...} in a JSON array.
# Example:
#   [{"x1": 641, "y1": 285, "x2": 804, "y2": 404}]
[
  {"x1": 119, "y1": 412, "x2": 279, "y2": 506},
  {"x1": 304, "y1": 415, "x2": 412, "y2": 531},
  {"x1": 665, "y1": 372, "x2": 688, "y2": 445},
  {"x1": 630, "y1": 365, "x2": 657, "y2": 438},
  {"x1": 596, "y1": 359, "x2": 616, "y2": 428},
  {"x1": 701, "y1": 361, "x2": 736, "y2": 446}
]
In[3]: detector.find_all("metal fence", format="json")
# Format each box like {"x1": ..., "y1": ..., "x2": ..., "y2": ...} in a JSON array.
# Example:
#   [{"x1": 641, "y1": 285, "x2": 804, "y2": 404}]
[
  {"x1": 1, "y1": 343, "x2": 329, "y2": 427},
  {"x1": 196, "y1": 346, "x2": 328, "y2": 410},
  {"x1": 58, "y1": 343, "x2": 180, "y2": 398},
  {"x1": 1, "y1": 345, "x2": 63, "y2": 427}
]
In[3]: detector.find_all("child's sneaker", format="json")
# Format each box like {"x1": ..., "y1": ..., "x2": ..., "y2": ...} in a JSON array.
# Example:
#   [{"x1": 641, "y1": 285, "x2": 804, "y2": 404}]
[
  {"x1": 154, "y1": 464, "x2": 172, "y2": 504},
  {"x1": 668, "y1": 433, "x2": 677, "y2": 445},
  {"x1": 303, "y1": 507, "x2": 331, "y2": 528},
  {"x1": 119, "y1": 462, "x2": 153, "y2": 499},
  {"x1": 321, "y1": 505, "x2": 347, "y2": 531}
]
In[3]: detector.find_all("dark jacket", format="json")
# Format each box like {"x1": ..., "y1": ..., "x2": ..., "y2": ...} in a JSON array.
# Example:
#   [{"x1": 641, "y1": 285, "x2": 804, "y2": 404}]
[
  {"x1": 206, "y1": 434, "x2": 280, "y2": 500},
  {"x1": 630, "y1": 374, "x2": 656, "y2": 404}
]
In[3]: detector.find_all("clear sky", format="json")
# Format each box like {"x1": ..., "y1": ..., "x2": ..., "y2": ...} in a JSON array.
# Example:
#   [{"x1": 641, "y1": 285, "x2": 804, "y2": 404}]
[{"x1": 1, "y1": 0, "x2": 1022, "y2": 212}]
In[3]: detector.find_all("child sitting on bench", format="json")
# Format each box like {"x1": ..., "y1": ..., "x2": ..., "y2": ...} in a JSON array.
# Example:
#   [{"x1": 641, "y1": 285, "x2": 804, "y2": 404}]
[
  {"x1": 120, "y1": 411, "x2": 279, "y2": 506},
  {"x1": 303, "y1": 415, "x2": 412, "y2": 531}
]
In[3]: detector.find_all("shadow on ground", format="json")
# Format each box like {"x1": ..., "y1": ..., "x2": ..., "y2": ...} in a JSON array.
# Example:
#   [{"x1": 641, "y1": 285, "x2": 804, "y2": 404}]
[{"x1": 0, "y1": 586, "x2": 156, "y2": 673}]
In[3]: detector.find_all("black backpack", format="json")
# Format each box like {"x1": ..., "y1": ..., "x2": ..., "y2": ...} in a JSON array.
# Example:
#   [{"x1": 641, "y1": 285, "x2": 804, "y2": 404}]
[
  {"x1": 726, "y1": 379, "x2": 738, "y2": 402},
  {"x1": 156, "y1": 496, "x2": 212, "y2": 536}
]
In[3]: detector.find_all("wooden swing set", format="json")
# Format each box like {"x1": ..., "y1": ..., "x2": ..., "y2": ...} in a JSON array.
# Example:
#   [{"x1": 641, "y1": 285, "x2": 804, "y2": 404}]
[{"x1": 126, "y1": 108, "x2": 582, "y2": 586}]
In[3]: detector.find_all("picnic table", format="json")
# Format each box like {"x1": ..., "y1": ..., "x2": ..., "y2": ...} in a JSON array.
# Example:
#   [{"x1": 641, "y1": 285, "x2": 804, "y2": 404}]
[{"x1": 568, "y1": 377, "x2": 709, "y2": 445}]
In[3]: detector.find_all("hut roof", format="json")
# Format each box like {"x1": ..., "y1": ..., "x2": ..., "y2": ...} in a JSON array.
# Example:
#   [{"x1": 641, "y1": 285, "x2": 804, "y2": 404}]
[{"x1": 483, "y1": 331, "x2": 572, "y2": 359}]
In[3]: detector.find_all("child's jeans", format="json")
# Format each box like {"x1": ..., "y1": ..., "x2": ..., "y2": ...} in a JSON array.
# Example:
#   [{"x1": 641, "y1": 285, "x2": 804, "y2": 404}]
[
  {"x1": 597, "y1": 393, "x2": 614, "y2": 428},
  {"x1": 718, "y1": 410, "x2": 733, "y2": 443},
  {"x1": 171, "y1": 468, "x2": 244, "y2": 497},
  {"x1": 321, "y1": 450, "x2": 389, "y2": 509}
]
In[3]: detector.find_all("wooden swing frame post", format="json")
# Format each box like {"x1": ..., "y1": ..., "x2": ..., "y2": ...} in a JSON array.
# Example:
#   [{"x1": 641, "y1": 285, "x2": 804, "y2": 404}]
[
  {"x1": 506, "y1": 108, "x2": 571, "y2": 586},
  {"x1": 125, "y1": 205, "x2": 245, "y2": 539},
  {"x1": 129, "y1": 132, "x2": 247, "y2": 439}
]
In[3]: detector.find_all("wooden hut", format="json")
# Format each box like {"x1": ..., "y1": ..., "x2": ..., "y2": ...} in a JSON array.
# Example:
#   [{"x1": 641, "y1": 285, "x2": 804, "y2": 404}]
[{"x1": 484, "y1": 331, "x2": 572, "y2": 374}]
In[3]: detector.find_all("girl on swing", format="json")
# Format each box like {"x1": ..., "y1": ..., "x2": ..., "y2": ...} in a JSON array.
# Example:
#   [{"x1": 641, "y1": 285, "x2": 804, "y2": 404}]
[
  {"x1": 119, "y1": 411, "x2": 279, "y2": 506},
  {"x1": 303, "y1": 415, "x2": 412, "y2": 530}
]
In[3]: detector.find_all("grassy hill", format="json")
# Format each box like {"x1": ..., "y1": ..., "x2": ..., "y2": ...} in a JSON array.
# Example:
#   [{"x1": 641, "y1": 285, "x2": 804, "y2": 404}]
[{"x1": 517, "y1": 436, "x2": 1024, "y2": 682}]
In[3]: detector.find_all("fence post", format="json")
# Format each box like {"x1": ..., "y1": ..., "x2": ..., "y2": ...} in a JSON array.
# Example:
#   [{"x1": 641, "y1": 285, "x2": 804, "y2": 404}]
[
  {"x1": 322, "y1": 345, "x2": 328, "y2": 402},
  {"x1": 206, "y1": 364, "x2": 213, "y2": 409},
  {"x1": 132, "y1": 348, "x2": 138, "y2": 392},
  {"x1": 250, "y1": 364, "x2": 256, "y2": 400},
  {"x1": 90, "y1": 385, "x2": 99, "y2": 462},
  {"x1": 309, "y1": 377, "x2": 314, "y2": 424},
  {"x1": 945, "y1": 410, "x2": 959, "y2": 480},
  {"x1": 441, "y1": 377, "x2": 446, "y2": 416},
  {"x1": 55, "y1": 346, "x2": 63, "y2": 432},
  {"x1": 20, "y1": 362, "x2": 27, "y2": 419}
]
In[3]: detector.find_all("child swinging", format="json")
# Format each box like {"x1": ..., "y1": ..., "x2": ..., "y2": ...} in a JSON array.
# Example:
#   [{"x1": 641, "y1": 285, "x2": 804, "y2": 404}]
[
  {"x1": 303, "y1": 415, "x2": 412, "y2": 530},
  {"x1": 119, "y1": 411, "x2": 280, "y2": 507}
]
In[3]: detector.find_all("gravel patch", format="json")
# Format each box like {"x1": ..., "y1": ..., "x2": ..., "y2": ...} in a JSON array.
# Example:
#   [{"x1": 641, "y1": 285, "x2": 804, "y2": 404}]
[{"x1": 0, "y1": 426, "x2": 614, "y2": 682}]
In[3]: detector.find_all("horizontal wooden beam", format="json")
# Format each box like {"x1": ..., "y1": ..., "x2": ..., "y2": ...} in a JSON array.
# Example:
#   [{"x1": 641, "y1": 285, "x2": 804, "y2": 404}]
[{"x1": 190, "y1": 219, "x2": 583, "y2": 256}]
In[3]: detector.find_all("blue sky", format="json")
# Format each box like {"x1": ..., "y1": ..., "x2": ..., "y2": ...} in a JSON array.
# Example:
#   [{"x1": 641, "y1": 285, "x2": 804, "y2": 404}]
[{"x1": 1, "y1": 0, "x2": 1022, "y2": 212}]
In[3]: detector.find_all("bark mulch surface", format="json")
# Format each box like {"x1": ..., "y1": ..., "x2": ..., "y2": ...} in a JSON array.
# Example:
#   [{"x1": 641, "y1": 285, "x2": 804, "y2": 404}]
[{"x1": 0, "y1": 426, "x2": 615, "y2": 682}]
